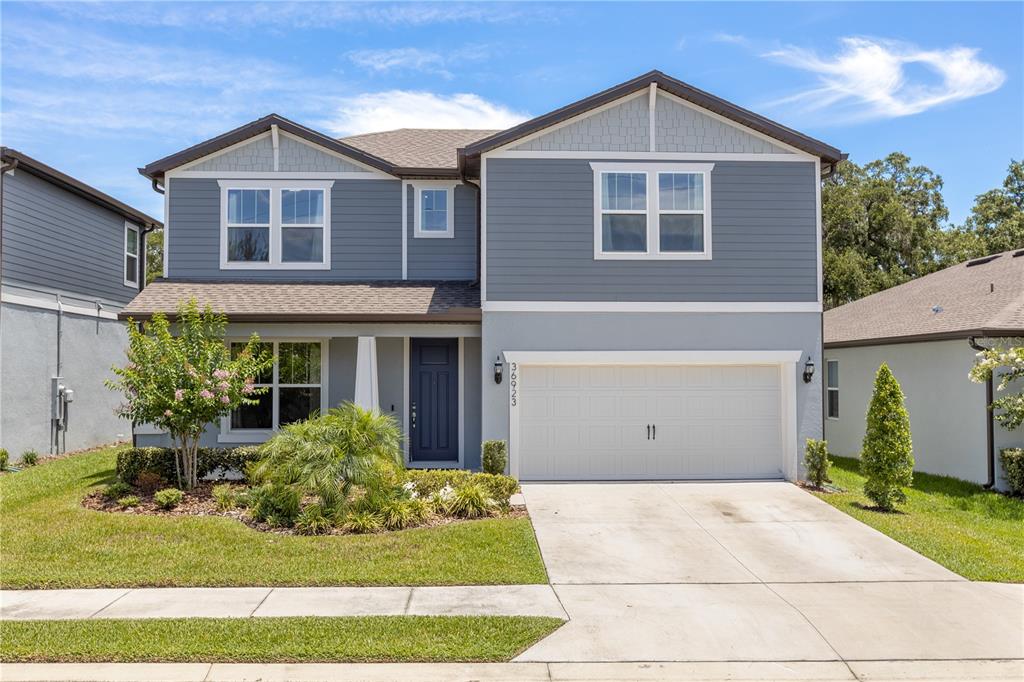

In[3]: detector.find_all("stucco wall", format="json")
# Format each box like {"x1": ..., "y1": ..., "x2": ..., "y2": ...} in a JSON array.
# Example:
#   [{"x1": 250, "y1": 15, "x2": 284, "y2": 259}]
[
  {"x1": 0, "y1": 302, "x2": 131, "y2": 457},
  {"x1": 823, "y1": 339, "x2": 1022, "y2": 488}
]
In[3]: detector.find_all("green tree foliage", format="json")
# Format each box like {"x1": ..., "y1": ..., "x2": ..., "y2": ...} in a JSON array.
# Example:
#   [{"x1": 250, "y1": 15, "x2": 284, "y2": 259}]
[
  {"x1": 861, "y1": 364, "x2": 914, "y2": 510},
  {"x1": 969, "y1": 345, "x2": 1024, "y2": 432},
  {"x1": 822, "y1": 153, "x2": 948, "y2": 309},
  {"x1": 937, "y1": 160, "x2": 1024, "y2": 263},
  {"x1": 107, "y1": 299, "x2": 274, "y2": 488},
  {"x1": 145, "y1": 229, "x2": 164, "y2": 284}
]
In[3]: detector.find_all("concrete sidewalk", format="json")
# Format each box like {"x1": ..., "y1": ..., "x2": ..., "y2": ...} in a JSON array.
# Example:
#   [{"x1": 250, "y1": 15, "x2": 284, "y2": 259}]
[
  {"x1": 2, "y1": 660, "x2": 1023, "y2": 681},
  {"x1": 0, "y1": 585, "x2": 566, "y2": 620}
]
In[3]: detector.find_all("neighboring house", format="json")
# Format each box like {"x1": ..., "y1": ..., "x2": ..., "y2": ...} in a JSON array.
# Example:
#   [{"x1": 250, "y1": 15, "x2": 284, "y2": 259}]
[
  {"x1": 0, "y1": 148, "x2": 161, "y2": 458},
  {"x1": 126, "y1": 70, "x2": 843, "y2": 481},
  {"x1": 824, "y1": 250, "x2": 1024, "y2": 489}
]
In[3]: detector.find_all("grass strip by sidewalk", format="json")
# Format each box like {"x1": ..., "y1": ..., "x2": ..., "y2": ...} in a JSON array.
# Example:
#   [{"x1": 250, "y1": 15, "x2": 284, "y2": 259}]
[
  {"x1": 0, "y1": 446, "x2": 548, "y2": 588},
  {"x1": 0, "y1": 616, "x2": 564, "y2": 663},
  {"x1": 813, "y1": 456, "x2": 1024, "y2": 582}
]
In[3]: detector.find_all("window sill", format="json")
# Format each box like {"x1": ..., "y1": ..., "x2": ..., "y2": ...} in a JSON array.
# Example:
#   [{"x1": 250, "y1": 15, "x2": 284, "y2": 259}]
[
  {"x1": 594, "y1": 251, "x2": 712, "y2": 261},
  {"x1": 413, "y1": 231, "x2": 455, "y2": 239},
  {"x1": 219, "y1": 262, "x2": 331, "y2": 270},
  {"x1": 218, "y1": 431, "x2": 273, "y2": 444}
]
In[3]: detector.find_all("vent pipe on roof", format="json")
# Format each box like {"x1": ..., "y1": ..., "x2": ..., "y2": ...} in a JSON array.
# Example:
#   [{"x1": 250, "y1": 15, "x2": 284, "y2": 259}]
[{"x1": 967, "y1": 336, "x2": 996, "y2": 489}]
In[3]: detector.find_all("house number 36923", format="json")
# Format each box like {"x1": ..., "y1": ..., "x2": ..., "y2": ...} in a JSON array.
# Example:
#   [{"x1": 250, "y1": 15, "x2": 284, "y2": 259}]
[{"x1": 510, "y1": 362, "x2": 518, "y2": 407}]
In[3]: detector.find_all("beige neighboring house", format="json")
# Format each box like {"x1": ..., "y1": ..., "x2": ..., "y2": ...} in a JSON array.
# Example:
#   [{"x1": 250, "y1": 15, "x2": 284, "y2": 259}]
[{"x1": 824, "y1": 249, "x2": 1024, "y2": 489}]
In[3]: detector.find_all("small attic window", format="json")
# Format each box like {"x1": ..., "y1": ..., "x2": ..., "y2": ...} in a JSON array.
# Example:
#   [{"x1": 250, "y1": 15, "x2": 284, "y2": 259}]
[{"x1": 965, "y1": 254, "x2": 1001, "y2": 267}]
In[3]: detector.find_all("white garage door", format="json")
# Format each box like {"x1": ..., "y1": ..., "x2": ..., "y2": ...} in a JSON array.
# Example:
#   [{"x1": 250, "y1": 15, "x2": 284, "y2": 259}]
[{"x1": 518, "y1": 364, "x2": 784, "y2": 480}]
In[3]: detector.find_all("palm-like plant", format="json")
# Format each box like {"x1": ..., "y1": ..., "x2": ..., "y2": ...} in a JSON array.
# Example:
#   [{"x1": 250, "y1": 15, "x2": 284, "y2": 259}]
[{"x1": 255, "y1": 402, "x2": 404, "y2": 512}]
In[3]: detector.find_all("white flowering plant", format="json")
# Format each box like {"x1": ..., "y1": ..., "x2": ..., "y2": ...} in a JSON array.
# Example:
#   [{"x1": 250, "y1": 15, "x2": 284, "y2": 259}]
[
  {"x1": 969, "y1": 345, "x2": 1024, "y2": 432},
  {"x1": 108, "y1": 298, "x2": 274, "y2": 488}
]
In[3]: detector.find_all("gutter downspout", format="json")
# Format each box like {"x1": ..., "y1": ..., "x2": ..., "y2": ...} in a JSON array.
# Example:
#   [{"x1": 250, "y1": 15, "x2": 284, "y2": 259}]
[{"x1": 968, "y1": 336, "x2": 996, "y2": 489}]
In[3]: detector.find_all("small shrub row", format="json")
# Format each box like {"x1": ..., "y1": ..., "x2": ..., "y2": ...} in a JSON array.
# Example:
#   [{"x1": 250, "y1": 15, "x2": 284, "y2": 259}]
[
  {"x1": 116, "y1": 446, "x2": 262, "y2": 485},
  {"x1": 402, "y1": 469, "x2": 520, "y2": 510},
  {"x1": 1001, "y1": 448, "x2": 1024, "y2": 496}
]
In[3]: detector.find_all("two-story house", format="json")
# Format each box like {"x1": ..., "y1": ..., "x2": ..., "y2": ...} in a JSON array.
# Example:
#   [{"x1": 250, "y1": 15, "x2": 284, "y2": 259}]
[
  {"x1": 126, "y1": 70, "x2": 843, "y2": 481},
  {"x1": 1, "y1": 148, "x2": 161, "y2": 458}
]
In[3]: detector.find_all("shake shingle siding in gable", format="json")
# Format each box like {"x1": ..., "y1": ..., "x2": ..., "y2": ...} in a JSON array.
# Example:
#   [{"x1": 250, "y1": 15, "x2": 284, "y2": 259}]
[
  {"x1": 485, "y1": 158, "x2": 817, "y2": 302},
  {"x1": 406, "y1": 183, "x2": 478, "y2": 280},
  {"x1": 1, "y1": 170, "x2": 137, "y2": 306},
  {"x1": 166, "y1": 177, "x2": 403, "y2": 280}
]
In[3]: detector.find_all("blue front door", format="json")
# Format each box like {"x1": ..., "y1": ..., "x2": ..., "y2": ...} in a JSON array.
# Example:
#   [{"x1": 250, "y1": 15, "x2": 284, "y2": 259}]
[{"x1": 410, "y1": 338, "x2": 459, "y2": 463}]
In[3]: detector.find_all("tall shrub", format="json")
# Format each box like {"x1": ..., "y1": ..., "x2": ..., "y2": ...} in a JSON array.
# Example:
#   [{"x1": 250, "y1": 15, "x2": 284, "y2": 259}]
[
  {"x1": 481, "y1": 440, "x2": 508, "y2": 475},
  {"x1": 861, "y1": 363, "x2": 914, "y2": 510},
  {"x1": 804, "y1": 438, "x2": 831, "y2": 488},
  {"x1": 107, "y1": 299, "x2": 273, "y2": 489}
]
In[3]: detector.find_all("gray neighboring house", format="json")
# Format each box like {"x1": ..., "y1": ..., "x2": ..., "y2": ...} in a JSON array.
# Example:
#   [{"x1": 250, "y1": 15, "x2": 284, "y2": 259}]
[
  {"x1": 0, "y1": 148, "x2": 161, "y2": 459},
  {"x1": 127, "y1": 70, "x2": 843, "y2": 481},
  {"x1": 824, "y1": 250, "x2": 1024, "y2": 489}
]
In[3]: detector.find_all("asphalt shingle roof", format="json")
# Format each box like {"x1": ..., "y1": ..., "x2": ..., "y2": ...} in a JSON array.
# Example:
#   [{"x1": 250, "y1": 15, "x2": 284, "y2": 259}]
[
  {"x1": 120, "y1": 280, "x2": 480, "y2": 322},
  {"x1": 339, "y1": 129, "x2": 500, "y2": 170},
  {"x1": 824, "y1": 250, "x2": 1024, "y2": 347}
]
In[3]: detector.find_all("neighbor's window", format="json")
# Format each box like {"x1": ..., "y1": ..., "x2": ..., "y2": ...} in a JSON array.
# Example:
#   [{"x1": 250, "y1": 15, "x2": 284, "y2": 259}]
[
  {"x1": 281, "y1": 189, "x2": 325, "y2": 263},
  {"x1": 593, "y1": 163, "x2": 712, "y2": 259},
  {"x1": 226, "y1": 188, "x2": 270, "y2": 263},
  {"x1": 229, "y1": 341, "x2": 323, "y2": 431},
  {"x1": 124, "y1": 222, "x2": 140, "y2": 286},
  {"x1": 413, "y1": 182, "x2": 456, "y2": 238},
  {"x1": 826, "y1": 360, "x2": 839, "y2": 419}
]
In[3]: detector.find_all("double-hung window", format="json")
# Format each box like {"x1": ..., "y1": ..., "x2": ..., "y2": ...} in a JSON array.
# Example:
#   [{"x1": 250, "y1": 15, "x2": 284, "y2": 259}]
[
  {"x1": 413, "y1": 181, "x2": 456, "y2": 238},
  {"x1": 123, "y1": 222, "x2": 140, "y2": 287},
  {"x1": 592, "y1": 163, "x2": 712, "y2": 260},
  {"x1": 219, "y1": 180, "x2": 332, "y2": 269},
  {"x1": 826, "y1": 360, "x2": 839, "y2": 419},
  {"x1": 226, "y1": 340, "x2": 326, "y2": 439}
]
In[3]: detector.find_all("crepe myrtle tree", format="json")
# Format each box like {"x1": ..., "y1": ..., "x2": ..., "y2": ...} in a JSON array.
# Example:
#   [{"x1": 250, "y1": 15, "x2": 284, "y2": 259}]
[
  {"x1": 969, "y1": 344, "x2": 1024, "y2": 433},
  {"x1": 108, "y1": 299, "x2": 274, "y2": 489}
]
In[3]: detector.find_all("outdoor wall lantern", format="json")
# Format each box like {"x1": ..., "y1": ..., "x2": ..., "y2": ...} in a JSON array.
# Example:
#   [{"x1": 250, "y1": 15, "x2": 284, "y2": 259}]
[
  {"x1": 803, "y1": 356, "x2": 815, "y2": 383},
  {"x1": 494, "y1": 357, "x2": 504, "y2": 384}
]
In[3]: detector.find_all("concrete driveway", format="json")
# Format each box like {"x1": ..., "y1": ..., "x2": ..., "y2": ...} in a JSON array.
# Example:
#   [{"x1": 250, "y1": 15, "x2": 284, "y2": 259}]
[{"x1": 517, "y1": 482, "x2": 1024, "y2": 667}]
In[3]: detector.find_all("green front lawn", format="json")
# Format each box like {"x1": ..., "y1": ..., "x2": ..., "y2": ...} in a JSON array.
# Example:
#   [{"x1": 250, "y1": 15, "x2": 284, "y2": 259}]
[
  {"x1": 0, "y1": 446, "x2": 548, "y2": 588},
  {"x1": 0, "y1": 616, "x2": 563, "y2": 663},
  {"x1": 814, "y1": 456, "x2": 1024, "y2": 582}
]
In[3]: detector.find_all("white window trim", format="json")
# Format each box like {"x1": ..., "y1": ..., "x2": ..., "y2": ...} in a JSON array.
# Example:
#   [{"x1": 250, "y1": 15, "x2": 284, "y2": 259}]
[
  {"x1": 826, "y1": 359, "x2": 839, "y2": 420},
  {"x1": 218, "y1": 179, "x2": 332, "y2": 270},
  {"x1": 590, "y1": 162, "x2": 713, "y2": 261},
  {"x1": 412, "y1": 181, "x2": 457, "y2": 239},
  {"x1": 219, "y1": 338, "x2": 330, "y2": 443},
  {"x1": 123, "y1": 221, "x2": 140, "y2": 287}
]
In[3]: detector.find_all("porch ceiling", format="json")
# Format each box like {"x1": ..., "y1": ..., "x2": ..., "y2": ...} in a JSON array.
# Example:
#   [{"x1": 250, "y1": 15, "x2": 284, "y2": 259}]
[{"x1": 120, "y1": 280, "x2": 480, "y2": 322}]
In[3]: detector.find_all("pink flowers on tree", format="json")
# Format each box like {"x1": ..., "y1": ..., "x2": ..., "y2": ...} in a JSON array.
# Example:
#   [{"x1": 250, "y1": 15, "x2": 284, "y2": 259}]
[{"x1": 107, "y1": 299, "x2": 274, "y2": 489}]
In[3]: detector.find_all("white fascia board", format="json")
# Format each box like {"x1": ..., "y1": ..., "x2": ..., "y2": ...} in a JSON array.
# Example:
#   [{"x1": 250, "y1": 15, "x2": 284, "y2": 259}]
[
  {"x1": 482, "y1": 301, "x2": 822, "y2": 313},
  {"x1": 173, "y1": 170, "x2": 391, "y2": 179},
  {"x1": 223, "y1": 322, "x2": 482, "y2": 338},
  {"x1": 489, "y1": 151, "x2": 811, "y2": 162},
  {"x1": 1, "y1": 291, "x2": 120, "y2": 320},
  {"x1": 502, "y1": 350, "x2": 804, "y2": 366}
]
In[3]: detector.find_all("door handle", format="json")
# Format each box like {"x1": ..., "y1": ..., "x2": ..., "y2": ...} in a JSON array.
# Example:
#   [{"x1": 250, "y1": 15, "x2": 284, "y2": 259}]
[
  {"x1": 411, "y1": 401, "x2": 417, "y2": 429},
  {"x1": 647, "y1": 424, "x2": 650, "y2": 440},
  {"x1": 653, "y1": 424, "x2": 656, "y2": 440}
]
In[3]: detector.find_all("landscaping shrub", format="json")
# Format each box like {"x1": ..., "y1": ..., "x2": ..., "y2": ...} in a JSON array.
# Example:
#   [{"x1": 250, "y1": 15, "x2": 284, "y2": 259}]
[
  {"x1": 116, "y1": 447, "x2": 262, "y2": 486},
  {"x1": 102, "y1": 482, "x2": 133, "y2": 501},
  {"x1": 153, "y1": 488, "x2": 184, "y2": 510},
  {"x1": 343, "y1": 510, "x2": 382, "y2": 534},
  {"x1": 21, "y1": 450, "x2": 39, "y2": 467},
  {"x1": 248, "y1": 483, "x2": 301, "y2": 528},
  {"x1": 1001, "y1": 448, "x2": 1024, "y2": 496},
  {"x1": 445, "y1": 482, "x2": 494, "y2": 519},
  {"x1": 0, "y1": 448, "x2": 8, "y2": 471},
  {"x1": 861, "y1": 363, "x2": 914, "y2": 510},
  {"x1": 117, "y1": 495, "x2": 140, "y2": 508},
  {"x1": 481, "y1": 440, "x2": 508, "y2": 475},
  {"x1": 135, "y1": 471, "x2": 166, "y2": 494},
  {"x1": 475, "y1": 473, "x2": 519, "y2": 510},
  {"x1": 212, "y1": 484, "x2": 237, "y2": 511},
  {"x1": 294, "y1": 503, "x2": 334, "y2": 536},
  {"x1": 379, "y1": 498, "x2": 426, "y2": 531},
  {"x1": 804, "y1": 438, "x2": 832, "y2": 488},
  {"x1": 403, "y1": 469, "x2": 472, "y2": 497}
]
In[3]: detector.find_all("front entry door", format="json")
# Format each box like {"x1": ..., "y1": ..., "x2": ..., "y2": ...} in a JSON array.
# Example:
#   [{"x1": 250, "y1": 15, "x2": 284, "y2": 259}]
[{"x1": 410, "y1": 338, "x2": 459, "y2": 463}]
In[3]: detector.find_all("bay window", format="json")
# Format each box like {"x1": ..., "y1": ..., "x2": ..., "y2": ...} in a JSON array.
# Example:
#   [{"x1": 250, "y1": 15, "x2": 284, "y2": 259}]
[
  {"x1": 591, "y1": 163, "x2": 712, "y2": 260},
  {"x1": 219, "y1": 180, "x2": 331, "y2": 269}
]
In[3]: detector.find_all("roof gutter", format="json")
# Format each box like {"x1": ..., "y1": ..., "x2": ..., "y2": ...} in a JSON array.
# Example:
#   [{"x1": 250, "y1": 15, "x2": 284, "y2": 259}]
[{"x1": 967, "y1": 336, "x2": 997, "y2": 489}]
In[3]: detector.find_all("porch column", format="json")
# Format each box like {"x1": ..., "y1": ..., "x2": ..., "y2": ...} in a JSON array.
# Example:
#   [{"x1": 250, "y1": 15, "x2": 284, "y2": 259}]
[{"x1": 354, "y1": 336, "x2": 379, "y2": 411}]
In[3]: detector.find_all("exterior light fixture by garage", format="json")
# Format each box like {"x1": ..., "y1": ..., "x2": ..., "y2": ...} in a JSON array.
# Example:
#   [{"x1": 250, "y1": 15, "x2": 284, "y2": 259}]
[
  {"x1": 803, "y1": 356, "x2": 815, "y2": 383},
  {"x1": 493, "y1": 357, "x2": 504, "y2": 384}
]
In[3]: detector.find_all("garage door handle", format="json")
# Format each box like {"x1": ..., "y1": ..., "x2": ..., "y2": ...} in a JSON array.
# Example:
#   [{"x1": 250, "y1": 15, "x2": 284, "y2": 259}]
[
  {"x1": 647, "y1": 424, "x2": 650, "y2": 440},
  {"x1": 652, "y1": 424, "x2": 656, "y2": 440}
]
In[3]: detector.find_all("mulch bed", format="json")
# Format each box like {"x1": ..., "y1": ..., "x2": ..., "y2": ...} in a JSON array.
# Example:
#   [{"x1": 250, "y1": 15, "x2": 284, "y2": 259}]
[{"x1": 82, "y1": 483, "x2": 527, "y2": 536}]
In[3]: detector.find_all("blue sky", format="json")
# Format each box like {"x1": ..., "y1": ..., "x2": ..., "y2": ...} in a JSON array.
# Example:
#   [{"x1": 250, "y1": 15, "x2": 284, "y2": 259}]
[{"x1": 2, "y1": 1, "x2": 1021, "y2": 224}]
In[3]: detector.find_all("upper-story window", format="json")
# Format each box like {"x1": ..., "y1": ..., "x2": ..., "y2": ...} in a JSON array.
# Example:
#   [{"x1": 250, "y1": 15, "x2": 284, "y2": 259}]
[
  {"x1": 413, "y1": 181, "x2": 456, "y2": 238},
  {"x1": 591, "y1": 163, "x2": 712, "y2": 260},
  {"x1": 219, "y1": 180, "x2": 332, "y2": 270},
  {"x1": 123, "y1": 222, "x2": 140, "y2": 287}
]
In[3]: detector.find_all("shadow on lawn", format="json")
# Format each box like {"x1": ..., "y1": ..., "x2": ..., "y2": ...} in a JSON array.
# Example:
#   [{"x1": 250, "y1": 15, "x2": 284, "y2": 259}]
[{"x1": 82, "y1": 467, "x2": 118, "y2": 488}]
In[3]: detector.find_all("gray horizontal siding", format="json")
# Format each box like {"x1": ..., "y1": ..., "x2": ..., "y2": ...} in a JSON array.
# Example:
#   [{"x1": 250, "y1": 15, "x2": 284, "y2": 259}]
[
  {"x1": 406, "y1": 183, "x2": 477, "y2": 280},
  {"x1": 1, "y1": 169, "x2": 139, "y2": 305},
  {"x1": 167, "y1": 178, "x2": 402, "y2": 280},
  {"x1": 485, "y1": 159, "x2": 818, "y2": 302}
]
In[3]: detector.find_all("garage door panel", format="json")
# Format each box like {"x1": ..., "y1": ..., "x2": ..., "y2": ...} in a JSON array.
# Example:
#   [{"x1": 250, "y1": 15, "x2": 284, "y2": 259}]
[{"x1": 519, "y1": 363, "x2": 784, "y2": 481}]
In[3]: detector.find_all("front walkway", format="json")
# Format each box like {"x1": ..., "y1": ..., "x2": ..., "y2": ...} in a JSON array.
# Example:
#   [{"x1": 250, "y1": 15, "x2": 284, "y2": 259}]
[{"x1": 517, "y1": 482, "x2": 1024, "y2": 664}]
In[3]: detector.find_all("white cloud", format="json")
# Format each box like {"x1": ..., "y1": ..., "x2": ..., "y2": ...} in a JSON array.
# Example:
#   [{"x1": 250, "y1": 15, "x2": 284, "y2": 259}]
[
  {"x1": 320, "y1": 91, "x2": 530, "y2": 135},
  {"x1": 763, "y1": 37, "x2": 1005, "y2": 121},
  {"x1": 711, "y1": 32, "x2": 750, "y2": 47},
  {"x1": 346, "y1": 45, "x2": 491, "y2": 78}
]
